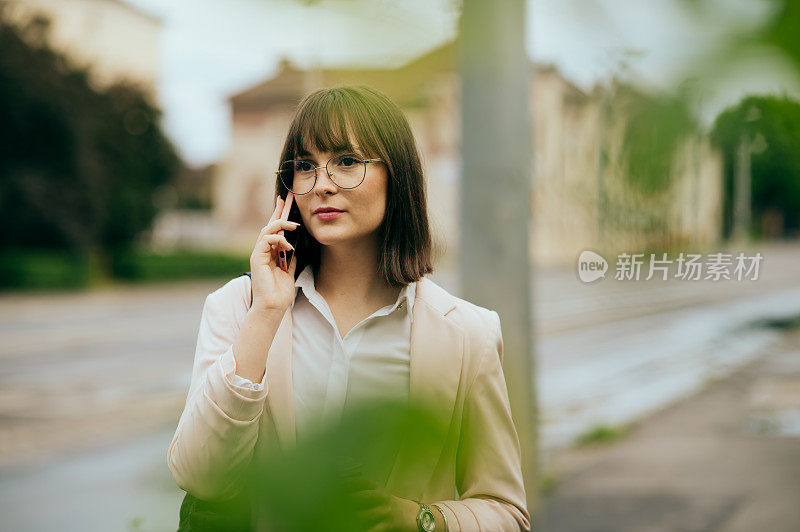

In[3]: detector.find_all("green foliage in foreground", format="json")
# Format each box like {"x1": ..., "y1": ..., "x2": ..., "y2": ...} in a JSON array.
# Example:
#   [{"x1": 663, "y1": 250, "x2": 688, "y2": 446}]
[{"x1": 178, "y1": 399, "x2": 446, "y2": 531}]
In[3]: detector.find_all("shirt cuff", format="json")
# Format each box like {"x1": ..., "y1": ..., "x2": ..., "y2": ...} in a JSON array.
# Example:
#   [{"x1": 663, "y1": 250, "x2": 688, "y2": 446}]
[
  {"x1": 431, "y1": 501, "x2": 476, "y2": 532},
  {"x1": 220, "y1": 346, "x2": 268, "y2": 396},
  {"x1": 229, "y1": 373, "x2": 263, "y2": 390}
]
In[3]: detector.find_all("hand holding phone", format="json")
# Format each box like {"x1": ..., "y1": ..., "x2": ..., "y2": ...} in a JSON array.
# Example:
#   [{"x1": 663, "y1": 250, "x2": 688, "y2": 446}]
[{"x1": 248, "y1": 193, "x2": 299, "y2": 313}]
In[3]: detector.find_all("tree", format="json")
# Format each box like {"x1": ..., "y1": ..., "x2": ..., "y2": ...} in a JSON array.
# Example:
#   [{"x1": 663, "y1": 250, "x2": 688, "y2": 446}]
[
  {"x1": 0, "y1": 10, "x2": 181, "y2": 256},
  {"x1": 617, "y1": 84, "x2": 697, "y2": 195},
  {"x1": 710, "y1": 95, "x2": 800, "y2": 238}
]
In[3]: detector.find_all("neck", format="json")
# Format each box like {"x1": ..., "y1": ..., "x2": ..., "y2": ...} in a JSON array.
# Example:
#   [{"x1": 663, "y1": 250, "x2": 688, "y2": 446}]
[{"x1": 315, "y1": 235, "x2": 398, "y2": 304}]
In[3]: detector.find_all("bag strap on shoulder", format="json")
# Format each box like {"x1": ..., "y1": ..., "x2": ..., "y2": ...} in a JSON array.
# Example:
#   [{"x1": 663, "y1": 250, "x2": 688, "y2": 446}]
[{"x1": 240, "y1": 272, "x2": 253, "y2": 309}]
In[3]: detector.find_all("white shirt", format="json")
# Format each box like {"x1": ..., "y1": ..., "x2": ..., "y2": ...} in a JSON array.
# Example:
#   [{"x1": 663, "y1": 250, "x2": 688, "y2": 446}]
[{"x1": 226, "y1": 264, "x2": 416, "y2": 442}]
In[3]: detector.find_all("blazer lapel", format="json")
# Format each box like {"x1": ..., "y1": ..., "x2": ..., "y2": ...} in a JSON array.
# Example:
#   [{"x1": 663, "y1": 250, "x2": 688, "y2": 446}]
[{"x1": 385, "y1": 276, "x2": 464, "y2": 496}]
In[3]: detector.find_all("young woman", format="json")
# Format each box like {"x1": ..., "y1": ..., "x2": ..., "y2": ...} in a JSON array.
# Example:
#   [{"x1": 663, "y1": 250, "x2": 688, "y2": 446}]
[{"x1": 168, "y1": 85, "x2": 530, "y2": 531}]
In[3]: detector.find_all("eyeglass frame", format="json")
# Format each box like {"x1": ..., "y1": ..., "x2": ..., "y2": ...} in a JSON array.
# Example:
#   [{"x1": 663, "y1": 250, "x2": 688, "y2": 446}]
[{"x1": 275, "y1": 152, "x2": 384, "y2": 195}]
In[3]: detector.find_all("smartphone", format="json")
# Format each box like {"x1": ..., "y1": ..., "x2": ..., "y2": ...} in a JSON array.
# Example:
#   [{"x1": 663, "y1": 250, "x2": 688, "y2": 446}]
[{"x1": 277, "y1": 192, "x2": 300, "y2": 271}]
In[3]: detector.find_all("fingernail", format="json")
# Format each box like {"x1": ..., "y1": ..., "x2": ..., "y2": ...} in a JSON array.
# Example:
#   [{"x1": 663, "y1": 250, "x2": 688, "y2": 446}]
[{"x1": 288, "y1": 221, "x2": 300, "y2": 226}]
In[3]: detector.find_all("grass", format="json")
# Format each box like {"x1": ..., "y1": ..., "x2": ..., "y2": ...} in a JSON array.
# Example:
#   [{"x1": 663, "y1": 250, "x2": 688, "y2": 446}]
[
  {"x1": 745, "y1": 313, "x2": 800, "y2": 331},
  {"x1": 127, "y1": 516, "x2": 144, "y2": 531},
  {"x1": 539, "y1": 472, "x2": 559, "y2": 495},
  {"x1": 574, "y1": 423, "x2": 633, "y2": 447}
]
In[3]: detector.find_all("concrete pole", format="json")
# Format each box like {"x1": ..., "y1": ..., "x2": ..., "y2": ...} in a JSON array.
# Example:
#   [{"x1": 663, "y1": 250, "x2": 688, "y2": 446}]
[
  {"x1": 459, "y1": 0, "x2": 539, "y2": 519},
  {"x1": 732, "y1": 132, "x2": 751, "y2": 242}
]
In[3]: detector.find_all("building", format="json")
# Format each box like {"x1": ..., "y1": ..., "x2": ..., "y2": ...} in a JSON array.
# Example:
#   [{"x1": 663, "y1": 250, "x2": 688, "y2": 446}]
[{"x1": 215, "y1": 40, "x2": 723, "y2": 267}]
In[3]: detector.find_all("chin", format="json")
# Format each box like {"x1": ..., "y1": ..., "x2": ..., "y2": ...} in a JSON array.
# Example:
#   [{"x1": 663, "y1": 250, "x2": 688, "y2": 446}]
[{"x1": 309, "y1": 227, "x2": 351, "y2": 246}]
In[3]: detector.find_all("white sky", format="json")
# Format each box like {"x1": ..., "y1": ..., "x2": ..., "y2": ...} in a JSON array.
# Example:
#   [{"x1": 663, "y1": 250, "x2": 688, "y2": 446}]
[{"x1": 123, "y1": 0, "x2": 800, "y2": 168}]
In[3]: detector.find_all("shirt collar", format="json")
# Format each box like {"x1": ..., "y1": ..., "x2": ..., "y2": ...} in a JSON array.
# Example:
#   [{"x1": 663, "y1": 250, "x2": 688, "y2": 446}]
[{"x1": 293, "y1": 264, "x2": 416, "y2": 321}]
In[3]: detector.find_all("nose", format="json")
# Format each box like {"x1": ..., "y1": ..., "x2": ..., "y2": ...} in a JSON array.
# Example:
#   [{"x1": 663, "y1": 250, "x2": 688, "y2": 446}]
[{"x1": 313, "y1": 164, "x2": 338, "y2": 195}]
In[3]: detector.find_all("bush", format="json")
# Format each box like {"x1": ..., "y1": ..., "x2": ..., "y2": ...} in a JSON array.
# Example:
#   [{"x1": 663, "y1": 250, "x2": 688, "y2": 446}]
[
  {"x1": 0, "y1": 247, "x2": 250, "y2": 290},
  {"x1": 0, "y1": 247, "x2": 92, "y2": 290},
  {"x1": 111, "y1": 247, "x2": 249, "y2": 282}
]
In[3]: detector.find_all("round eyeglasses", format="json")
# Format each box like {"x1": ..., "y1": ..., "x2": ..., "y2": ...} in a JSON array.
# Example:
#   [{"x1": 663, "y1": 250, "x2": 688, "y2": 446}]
[{"x1": 276, "y1": 152, "x2": 383, "y2": 195}]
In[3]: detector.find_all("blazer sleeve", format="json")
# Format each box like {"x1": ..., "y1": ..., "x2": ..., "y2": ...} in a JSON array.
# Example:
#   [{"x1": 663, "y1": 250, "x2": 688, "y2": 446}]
[
  {"x1": 167, "y1": 285, "x2": 269, "y2": 501},
  {"x1": 434, "y1": 310, "x2": 532, "y2": 531}
]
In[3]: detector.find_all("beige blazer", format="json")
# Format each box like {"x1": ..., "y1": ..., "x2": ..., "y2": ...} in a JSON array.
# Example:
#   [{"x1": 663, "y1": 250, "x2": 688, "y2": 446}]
[{"x1": 168, "y1": 274, "x2": 531, "y2": 531}]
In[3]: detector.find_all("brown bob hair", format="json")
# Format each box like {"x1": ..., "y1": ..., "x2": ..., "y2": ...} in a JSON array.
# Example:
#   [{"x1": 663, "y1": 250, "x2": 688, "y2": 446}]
[{"x1": 274, "y1": 85, "x2": 434, "y2": 288}]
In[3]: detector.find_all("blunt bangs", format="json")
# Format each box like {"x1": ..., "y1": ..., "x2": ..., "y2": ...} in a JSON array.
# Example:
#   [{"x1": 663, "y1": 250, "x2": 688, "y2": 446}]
[{"x1": 287, "y1": 90, "x2": 385, "y2": 165}]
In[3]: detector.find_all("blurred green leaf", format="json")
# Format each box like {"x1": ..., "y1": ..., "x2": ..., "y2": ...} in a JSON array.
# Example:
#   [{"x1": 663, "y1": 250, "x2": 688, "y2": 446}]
[
  {"x1": 748, "y1": 0, "x2": 800, "y2": 72},
  {"x1": 185, "y1": 398, "x2": 446, "y2": 531}
]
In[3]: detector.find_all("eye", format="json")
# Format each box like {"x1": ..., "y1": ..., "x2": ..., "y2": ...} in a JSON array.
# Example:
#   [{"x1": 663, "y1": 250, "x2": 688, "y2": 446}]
[
  {"x1": 338, "y1": 156, "x2": 360, "y2": 167},
  {"x1": 295, "y1": 161, "x2": 313, "y2": 172}
]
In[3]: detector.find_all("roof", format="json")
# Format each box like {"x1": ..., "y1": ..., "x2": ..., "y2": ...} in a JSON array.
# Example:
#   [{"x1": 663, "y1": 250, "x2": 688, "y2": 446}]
[
  {"x1": 108, "y1": 0, "x2": 162, "y2": 24},
  {"x1": 229, "y1": 39, "x2": 589, "y2": 111}
]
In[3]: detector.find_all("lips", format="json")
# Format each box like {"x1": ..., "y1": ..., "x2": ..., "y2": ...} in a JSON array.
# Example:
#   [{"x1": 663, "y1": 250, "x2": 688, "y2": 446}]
[
  {"x1": 314, "y1": 207, "x2": 344, "y2": 214},
  {"x1": 315, "y1": 209, "x2": 344, "y2": 220}
]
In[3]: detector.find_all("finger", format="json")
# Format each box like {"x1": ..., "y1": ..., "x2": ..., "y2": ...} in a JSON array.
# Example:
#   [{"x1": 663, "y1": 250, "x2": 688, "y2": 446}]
[
  {"x1": 349, "y1": 490, "x2": 385, "y2": 509},
  {"x1": 253, "y1": 238, "x2": 288, "y2": 267},
  {"x1": 259, "y1": 233, "x2": 294, "y2": 251},
  {"x1": 365, "y1": 520, "x2": 390, "y2": 532},
  {"x1": 268, "y1": 196, "x2": 284, "y2": 224},
  {"x1": 346, "y1": 484, "x2": 384, "y2": 499},
  {"x1": 265, "y1": 243, "x2": 291, "y2": 271},
  {"x1": 255, "y1": 216, "x2": 285, "y2": 243},
  {"x1": 354, "y1": 501, "x2": 390, "y2": 521},
  {"x1": 270, "y1": 196, "x2": 283, "y2": 220},
  {"x1": 266, "y1": 218, "x2": 301, "y2": 234},
  {"x1": 256, "y1": 217, "x2": 298, "y2": 246},
  {"x1": 360, "y1": 511, "x2": 391, "y2": 532}
]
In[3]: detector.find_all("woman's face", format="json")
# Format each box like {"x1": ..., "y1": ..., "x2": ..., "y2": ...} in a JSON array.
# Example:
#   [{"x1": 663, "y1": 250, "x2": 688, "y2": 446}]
[{"x1": 293, "y1": 143, "x2": 388, "y2": 248}]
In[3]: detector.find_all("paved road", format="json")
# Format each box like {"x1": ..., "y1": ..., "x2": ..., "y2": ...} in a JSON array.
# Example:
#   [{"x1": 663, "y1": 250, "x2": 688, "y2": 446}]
[
  {"x1": 0, "y1": 426, "x2": 181, "y2": 532},
  {"x1": 0, "y1": 279, "x2": 211, "y2": 472},
  {"x1": 0, "y1": 241, "x2": 798, "y2": 530},
  {"x1": 539, "y1": 325, "x2": 800, "y2": 532}
]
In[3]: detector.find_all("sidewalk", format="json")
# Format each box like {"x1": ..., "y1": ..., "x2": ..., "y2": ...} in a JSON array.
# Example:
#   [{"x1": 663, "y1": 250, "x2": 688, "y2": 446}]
[{"x1": 538, "y1": 322, "x2": 800, "y2": 532}]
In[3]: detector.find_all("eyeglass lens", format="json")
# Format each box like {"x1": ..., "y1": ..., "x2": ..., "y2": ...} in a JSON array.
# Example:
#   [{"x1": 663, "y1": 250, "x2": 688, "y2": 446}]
[{"x1": 278, "y1": 153, "x2": 366, "y2": 194}]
